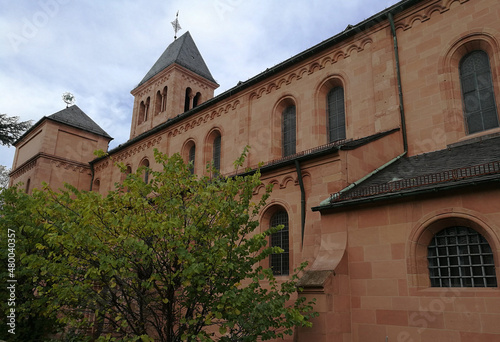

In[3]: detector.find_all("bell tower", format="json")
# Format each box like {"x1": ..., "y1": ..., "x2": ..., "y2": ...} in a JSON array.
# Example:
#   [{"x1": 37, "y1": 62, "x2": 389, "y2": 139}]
[
  {"x1": 129, "y1": 31, "x2": 219, "y2": 139},
  {"x1": 9, "y1": 105, "x2": 112, "y2": 192}
]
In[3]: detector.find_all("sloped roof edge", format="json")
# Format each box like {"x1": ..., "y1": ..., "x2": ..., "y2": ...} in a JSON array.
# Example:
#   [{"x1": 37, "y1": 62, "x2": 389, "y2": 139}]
[
  {"x1": 14, "y1": 105, "x2": 113, "y2": 146},
  {"x1": 134, "y1": 31, "x2": 217, "y2": 89}
]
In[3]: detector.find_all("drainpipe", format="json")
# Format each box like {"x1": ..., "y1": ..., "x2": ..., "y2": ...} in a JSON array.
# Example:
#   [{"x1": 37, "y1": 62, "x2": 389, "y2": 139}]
[
  {"x1": 319, "y1": 12, "x2": 410, "y2": 207},
  {"x1": 294, "y1": 160, "x2": 306, "y2": 247},
  {"x1": 388, "y1": 12, "x2": 408, "y2": 153}
]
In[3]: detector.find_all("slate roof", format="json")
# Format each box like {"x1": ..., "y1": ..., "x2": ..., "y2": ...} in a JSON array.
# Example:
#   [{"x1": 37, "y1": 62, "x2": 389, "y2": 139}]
[
  {"x1": 136, "y1": 31, "x2": 217, "y2": 88},
  {"x1": 14, "y1": 105, "x2": 112, "y2": 145},
  {"x1": 47, "y1": 105, "x2": 112, "y2": 139},
  {"x1": 315, "y1": 133, "x2": 500, "y2": 210}
]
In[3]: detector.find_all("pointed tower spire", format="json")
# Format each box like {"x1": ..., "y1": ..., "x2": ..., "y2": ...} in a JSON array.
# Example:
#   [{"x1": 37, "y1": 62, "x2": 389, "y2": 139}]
[
  {"x1": 136, "y1": 31, "x2": 217, "y2": 87},
  {"x1": 129, "y1": 31, "x2": 219, "y2": 139},
  {"x1": 171, "y1": 11, "x2": 181, "y2": 40}
]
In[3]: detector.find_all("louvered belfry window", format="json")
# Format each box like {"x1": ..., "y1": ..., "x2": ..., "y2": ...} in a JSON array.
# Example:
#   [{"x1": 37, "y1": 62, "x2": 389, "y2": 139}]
[
  {"x1": 428, "y1": 226, "x2": 497, "y2": 287},
  {"x1": 270, "y1": 210, "x2": 289, "y2": 276},
  {"x1": 213, "y1": 135, "x2": 221, "y2": 171},
  {"x1": 460, "y1": 50, "x2": 499, "y2": 134},
  {"x1": 327, "y1": 86, "x2": 346, "y2": 142},
  {"x1": 282, "y1": 105, "x2": 296, "y2": 157}
]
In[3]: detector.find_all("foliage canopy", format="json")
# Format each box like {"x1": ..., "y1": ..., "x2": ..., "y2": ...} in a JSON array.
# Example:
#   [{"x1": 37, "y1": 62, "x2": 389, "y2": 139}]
[
  {"x1": 0, "y1": 148, "x2": 316, "y2": 341},
  {"x1": 0, "y1": 113, "x2": 32, "y2": 146}
]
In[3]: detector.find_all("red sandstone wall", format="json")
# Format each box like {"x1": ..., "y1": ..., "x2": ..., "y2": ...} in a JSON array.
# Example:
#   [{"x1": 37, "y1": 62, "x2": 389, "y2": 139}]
[
  {"x1": 329, "y1": 187, "x2": 500, "y2": 342},
  {"x1": 397, "y1": 0, "x2": 500, "y2": 156},
  {"x1": 90, "y1": 1, "x2": 500, "y2": 341}
]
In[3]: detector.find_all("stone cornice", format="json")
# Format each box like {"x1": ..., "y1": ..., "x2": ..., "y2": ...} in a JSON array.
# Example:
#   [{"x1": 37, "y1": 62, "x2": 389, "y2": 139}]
[
  {"x1": 394, "y1": 0, "x2": 470, "y2": 31},
  {"x1": 249, "y1": 38, "x2": 373, "y2": 100},
  {"x1": 9, "y1": 153, "x2": 91, "y2": 180}
]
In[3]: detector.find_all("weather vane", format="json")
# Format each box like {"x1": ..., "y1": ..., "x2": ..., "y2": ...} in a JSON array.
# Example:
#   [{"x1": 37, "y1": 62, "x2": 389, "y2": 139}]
[
  {"x1": 171, "y1": 11, "x2": 181, "y2": 40},
  {"x1": 62, "y1": 92, "x2": 75, "y2": 107}
]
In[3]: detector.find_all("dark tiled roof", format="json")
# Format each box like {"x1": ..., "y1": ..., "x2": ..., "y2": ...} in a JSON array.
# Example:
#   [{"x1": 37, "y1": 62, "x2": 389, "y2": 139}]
[
  {"x1": 47, "y1": 105, "x2": 112, "y2": 139},
  {"x1": 219, "y1": 128, "x2": 400, "y2": 178},
  {"x1": 14, "y1": 105, "x2": 112, "y2": 145},
  {"x1": 316, "y1": 134, "x2": 500, "y2": 209},
  {"x1": 136, "y1": 31, "x2": 217, "y2": 88}
]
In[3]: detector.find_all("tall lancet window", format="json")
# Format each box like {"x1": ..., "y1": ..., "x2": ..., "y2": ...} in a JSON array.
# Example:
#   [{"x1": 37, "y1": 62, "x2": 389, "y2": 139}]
[
  {"x1": 460, "y1": 50, "x2": 499, "y2": 134},
  {"x1": 188, "y1": 144, "x2": 196, "y2": 174},
  {"x1": 270, "y1": 210, "x2": 289, "y2": 276},
  {"x1": 282, "y1": 105, "x2": 296, "y2": 157},
  {"x1": 327, "y1": 86, "x2": 346, "y2": 142},
  {"x1": 213, "y1": 134, "x2": 221, "y2": 172}
]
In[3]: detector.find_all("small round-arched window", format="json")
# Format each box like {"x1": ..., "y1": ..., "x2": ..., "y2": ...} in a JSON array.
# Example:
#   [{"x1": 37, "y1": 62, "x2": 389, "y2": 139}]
[{"x1": 428, "y1": 226, "x2": 497, "y2": 287}]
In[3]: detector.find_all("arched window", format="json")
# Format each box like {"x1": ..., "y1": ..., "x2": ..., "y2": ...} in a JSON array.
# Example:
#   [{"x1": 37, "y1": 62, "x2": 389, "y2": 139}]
[
  {"x1": 144, "y1": 97, "x2": 150, "y2": 121},
  {"x1": 270, "y1": 210, "x2": 289, "y2": 276},
  {"x1": 162, "y1": 86, "x2": 168, "y2": 112},
  {"x1": 193, "y1": 92, "x2": 201, "y2": 108},
  {"x1": 188, "y1": 144, "x2": 196, "y2": 174},
  {"x1": 139, "y1": 101, "x2": 145, "y2": 124},
  {"x1": 93, "y1": 179, "x2": 100, "y2": 192},
  {"x1": 140, "y1": 159, "x2": 150, "y2": 184},
  {"x1": 25, "y1": 178, "x2": 31, "y2": 194},
  {"x1": 460, "y1": 50, "x2": 499, "y2": 134},
  {"x1": 327, "y1": 86, "x2": 346, "y2": 142},
  {"x1": 428, "y1": 226, "x2": 497, "y2": 287},
  {"x1": 213, "y1": 134, "x2": 221, "y2": 172},
  {"x1": 184, "y1": 87, "x2": 193, "y2": 112},
  {"x1": 155, "y1": 90, "x2": 162, "y2": 115},
  {"x1": 282, "y1": 105, "x2": 296, "y2": 157},
  {"x1": 121, "y1": 165, "x2": 133, "y2": 190}
]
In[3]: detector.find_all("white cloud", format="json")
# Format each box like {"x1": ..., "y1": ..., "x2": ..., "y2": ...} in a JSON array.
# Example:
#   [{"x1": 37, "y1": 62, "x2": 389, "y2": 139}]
[{"x1": 0, "y1": 0, "x2": 398, "y2": 169}]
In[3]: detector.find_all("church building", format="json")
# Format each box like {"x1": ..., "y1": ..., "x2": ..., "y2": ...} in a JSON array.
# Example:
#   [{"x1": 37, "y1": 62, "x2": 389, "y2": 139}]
[{"x1": 9, "y1": 0, "x2": 500, "y2": 340}]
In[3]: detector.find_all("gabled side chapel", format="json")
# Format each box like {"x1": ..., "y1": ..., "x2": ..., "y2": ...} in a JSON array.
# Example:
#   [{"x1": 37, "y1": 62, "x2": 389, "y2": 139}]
[{"x1": 9, "y1": 0, "x2": 500, "y2": 340}]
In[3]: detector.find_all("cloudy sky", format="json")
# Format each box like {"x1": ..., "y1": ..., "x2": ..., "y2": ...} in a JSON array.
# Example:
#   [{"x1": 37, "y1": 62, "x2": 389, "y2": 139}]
[{"x1": 0, "y1": 0, "x2": 398, "y2": 169}]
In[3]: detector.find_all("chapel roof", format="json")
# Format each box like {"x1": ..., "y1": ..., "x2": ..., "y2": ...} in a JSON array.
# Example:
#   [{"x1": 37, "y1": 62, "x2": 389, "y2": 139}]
[
  {"x1": 135, "y1": 31, "x2": 217, "y2": 88},
  {"x1": 14, "y1": 105, "x2": 113, "y2": 145},
  {"x1": 47, "y1": 105, "x2": 112, "y2": 139},
  {"x1": 314, "y1": 134, "x2": 500, "y2": 210}
]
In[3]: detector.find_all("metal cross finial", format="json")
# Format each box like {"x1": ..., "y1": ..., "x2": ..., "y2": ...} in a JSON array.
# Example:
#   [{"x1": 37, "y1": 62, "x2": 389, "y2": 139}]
[{"x1": 171, "y1": 11, "x2": 181, "y2": 40}]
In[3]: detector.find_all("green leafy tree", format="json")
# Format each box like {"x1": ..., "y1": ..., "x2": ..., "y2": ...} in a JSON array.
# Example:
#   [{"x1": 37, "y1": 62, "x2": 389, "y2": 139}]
[
  {"x1": 0, "y1": 165, "x2": 9, "y2": 189},
  {"x1": 0, "y1": 183, "x2": 63, "y2": 342},
  {"x1": 0, "y1": 148, "x2": 316, "y2": 341},
  {"x1": 0, "y1": 113, "x2": 32, "y2": 146}
]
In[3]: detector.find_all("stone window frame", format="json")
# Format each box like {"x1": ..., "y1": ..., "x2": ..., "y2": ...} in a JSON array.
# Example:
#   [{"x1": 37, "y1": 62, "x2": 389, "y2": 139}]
[
  {"x1": 204, "y1": 127, "x2": 223, "y2": 174},
  {"x1": 181, "y1": 139, "x2": 197, "y2": 174},
  {"x1": 316, "y1": 75, "x2": 348, "y2": 145},
  {"x1": 408, "y1": 212, "x2": 500, "y2": 290},
  {"x1": 139, "y1": 157, "x2": 150, "y2": 184},
  {"x1": 155, "y1": 86, "x2": 168, "y2": 115},
  {"x1": 439, "y1": 32, "x2": 500, "y2": 141},
  {"x1": 271, "y1": 96, "x2": 298, "y2": 159},
  {"x1": 259, "y1": 202, "x2": 293, "y2": 277}
]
